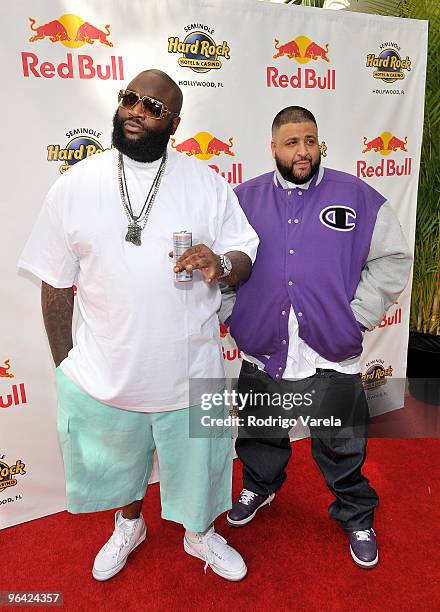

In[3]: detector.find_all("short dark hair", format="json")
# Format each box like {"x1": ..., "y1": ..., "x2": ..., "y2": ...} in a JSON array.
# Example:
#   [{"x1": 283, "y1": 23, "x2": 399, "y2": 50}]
[
  {"x1": 148, "y1": 69, "x2": 183, "y2": 114},
  {"x1": 272, "y1": 106, "x2": 317, "y2": 133},
  {"x1": 136, "y1": 69, "x2": 183, "y2": 114}
]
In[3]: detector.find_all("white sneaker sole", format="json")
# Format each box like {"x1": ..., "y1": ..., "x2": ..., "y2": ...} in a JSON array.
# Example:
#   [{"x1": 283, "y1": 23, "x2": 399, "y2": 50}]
[
  {"x1": 350, "y1": 545, "x2": 379, "y2": 568},
  {"x1": 92, "y1": 527, "x2": 147, "y2": 581},
  {"x1": 227, "y1": 493, "x2": 275, "y2": 527},
  {"x1": 183, "y1": 538, "x2": 247, "y2": 581}
]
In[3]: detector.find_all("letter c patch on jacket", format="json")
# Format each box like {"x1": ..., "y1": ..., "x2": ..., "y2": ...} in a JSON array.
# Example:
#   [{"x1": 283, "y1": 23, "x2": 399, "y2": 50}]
[{"x1": 319, "y1": 206, "x2": 357, "y2": 232}]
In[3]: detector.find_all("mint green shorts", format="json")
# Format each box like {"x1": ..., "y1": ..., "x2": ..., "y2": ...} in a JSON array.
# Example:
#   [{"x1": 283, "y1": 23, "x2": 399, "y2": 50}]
[{"x1": 55, "y1": 369, "x2": 232, "y2": 532}]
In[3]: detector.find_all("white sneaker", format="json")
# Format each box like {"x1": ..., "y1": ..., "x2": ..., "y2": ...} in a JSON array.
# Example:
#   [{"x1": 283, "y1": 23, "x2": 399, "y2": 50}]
[
  {"x1": 92, "y1": 511, "x2": 147, "y2": 581},
  {"x1": 184, "y1": 527, "x2": 247, "y2": 581}
]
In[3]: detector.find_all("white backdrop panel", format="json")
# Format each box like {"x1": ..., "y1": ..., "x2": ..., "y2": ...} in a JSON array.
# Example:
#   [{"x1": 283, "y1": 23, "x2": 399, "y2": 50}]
[{"x1": 0, "y1": 0, "x2": 427, "y2": 528}]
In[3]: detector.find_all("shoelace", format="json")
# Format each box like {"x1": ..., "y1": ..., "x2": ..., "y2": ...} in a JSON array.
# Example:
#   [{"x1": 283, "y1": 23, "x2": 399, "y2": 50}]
[
  {"x1": 200, "y1": 531, "x2": 228, "y2": 573},
  {"x1": 239, "y1": 489, "x2": 257, "y2": 506},
  {"x1": 105, "y1": 521, "x2": 135, "y2": 559},
  {"x1": 354, "y1": 529, "x2": 372, "y2": 541}
]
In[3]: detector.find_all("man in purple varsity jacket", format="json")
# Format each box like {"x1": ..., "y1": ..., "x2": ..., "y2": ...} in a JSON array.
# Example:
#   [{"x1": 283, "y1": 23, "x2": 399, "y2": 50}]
[{"x1": 222, "y1": 107, "x2": 412, "y2": 568}]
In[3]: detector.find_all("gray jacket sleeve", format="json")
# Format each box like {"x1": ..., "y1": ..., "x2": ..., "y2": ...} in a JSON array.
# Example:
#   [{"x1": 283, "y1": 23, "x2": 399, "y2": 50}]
[
  {"x1": 218, "y1": 282, "x2": 237, "y2": 324},
  {"x1": 350, "y1": 201, "x2": 413, "y2": 330}
]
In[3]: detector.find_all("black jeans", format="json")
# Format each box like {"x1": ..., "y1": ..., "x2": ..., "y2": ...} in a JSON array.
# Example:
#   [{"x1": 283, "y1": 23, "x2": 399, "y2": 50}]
[{"x1": 235, "y1": 361, "x2": 379, "y2": 531}]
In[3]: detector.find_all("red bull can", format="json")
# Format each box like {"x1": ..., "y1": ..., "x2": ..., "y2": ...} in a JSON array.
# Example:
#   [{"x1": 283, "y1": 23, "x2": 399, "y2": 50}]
[{"x1": 173, "y1": 231, "x2": 192, "y2": 282}]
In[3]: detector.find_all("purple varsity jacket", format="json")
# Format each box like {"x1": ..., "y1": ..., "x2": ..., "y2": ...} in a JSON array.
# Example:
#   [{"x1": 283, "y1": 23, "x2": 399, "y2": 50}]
[{"x1": 228, "y1": 167, "x2": 386, "y2": 379}]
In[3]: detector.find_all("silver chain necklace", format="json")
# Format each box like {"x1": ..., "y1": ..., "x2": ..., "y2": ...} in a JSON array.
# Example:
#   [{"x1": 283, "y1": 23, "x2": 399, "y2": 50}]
[{"x1": 117, "y1": 151, "x2": 167, "y2": 246}]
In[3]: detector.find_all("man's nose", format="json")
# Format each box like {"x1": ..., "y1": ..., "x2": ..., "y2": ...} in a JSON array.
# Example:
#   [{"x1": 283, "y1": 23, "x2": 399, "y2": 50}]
[
  {"x1": 296, "y1": 141, "x2": 308, "y2": 156},
  {"x1": 128, "y1": 100, "x2": 146, "y2": 117}
]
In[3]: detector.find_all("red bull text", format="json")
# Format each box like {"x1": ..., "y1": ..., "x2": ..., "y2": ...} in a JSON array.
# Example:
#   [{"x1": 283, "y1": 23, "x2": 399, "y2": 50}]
[
  {"x1": 266, "y1": 66, "x2": 335, "y2": 90},
  {"x1": 357, "y1": 158, "x2": 412, "y2": 178},
  {"x1": 375, "y1": 307, "x2": 402, "y2": 330},
  {"x1": 208, "y1": 163, "x2": 243, "y2": 185},
  {"x1": 22, "y1": 52, "x2": 124, "y2": 80},
  {"x1": 0, "y1": 384, "x2": 27, "y2": 409}
]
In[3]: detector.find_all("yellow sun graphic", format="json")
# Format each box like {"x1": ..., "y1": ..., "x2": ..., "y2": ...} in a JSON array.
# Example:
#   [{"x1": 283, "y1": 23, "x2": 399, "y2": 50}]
[{"x1": 58, "y1": 14, "x2": 85, "y2": 49}]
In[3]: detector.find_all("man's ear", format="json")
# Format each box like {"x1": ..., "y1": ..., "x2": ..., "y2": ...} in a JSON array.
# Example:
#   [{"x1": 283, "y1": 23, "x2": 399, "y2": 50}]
[
  {"x1": 171, "y1": 116, "x2": 181, "y2": 134},
  {"x1": 271, "y1": 139, "x2": 276, "y2": 159}
]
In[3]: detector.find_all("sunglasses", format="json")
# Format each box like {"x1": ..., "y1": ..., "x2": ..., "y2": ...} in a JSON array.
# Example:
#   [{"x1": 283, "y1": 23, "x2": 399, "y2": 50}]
[{"x1": 118, "y1": 89, "x2": 179, "y2": 120}]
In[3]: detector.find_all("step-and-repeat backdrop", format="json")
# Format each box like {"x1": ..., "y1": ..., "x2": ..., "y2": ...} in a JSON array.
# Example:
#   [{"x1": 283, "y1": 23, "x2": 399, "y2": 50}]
[{"x1": 0, "y1": 0, "x2": 427, "y2": 529}]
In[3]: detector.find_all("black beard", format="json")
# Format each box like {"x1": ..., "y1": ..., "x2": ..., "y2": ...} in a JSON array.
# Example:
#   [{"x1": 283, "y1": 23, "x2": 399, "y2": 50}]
[
  {"x1": 275, "y1": 153, "x2": 321, "y2": 185},
  {"x1": 112, "y1": 111, "x2": 174, "y2": 162}
]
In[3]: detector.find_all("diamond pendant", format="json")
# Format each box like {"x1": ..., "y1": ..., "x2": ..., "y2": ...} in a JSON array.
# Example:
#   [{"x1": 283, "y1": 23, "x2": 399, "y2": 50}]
[{"x1": 125, "y1": 222, "x2": 142, "y2": 246}]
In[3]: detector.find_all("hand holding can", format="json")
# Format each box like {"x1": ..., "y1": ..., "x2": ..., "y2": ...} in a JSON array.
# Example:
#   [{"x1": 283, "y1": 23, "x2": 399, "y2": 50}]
[
  {"x1": 173, "y1": 231, "x2": 193, "y2": 282},
  {"x1": 172, "y1": 241, "x2": 225, "y2": 284}
]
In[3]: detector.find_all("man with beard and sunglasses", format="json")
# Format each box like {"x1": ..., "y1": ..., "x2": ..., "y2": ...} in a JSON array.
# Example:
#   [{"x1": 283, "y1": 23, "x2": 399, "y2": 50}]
[
  {"x1": 220, "y1": 106, "x2": 412, "y2": 568},
  {"x1": 18, "y1": 69, "x2": 259, "y2": 582}
]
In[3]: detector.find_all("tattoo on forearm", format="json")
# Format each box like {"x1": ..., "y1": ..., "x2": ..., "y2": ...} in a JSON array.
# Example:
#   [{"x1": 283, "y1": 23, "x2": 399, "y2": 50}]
[
  {"x1": 224, "y1": 251, "x2": 252, "y2": 285},
  {"x1": 41, "y1": 282, "x2": 74, "y2": 367}
]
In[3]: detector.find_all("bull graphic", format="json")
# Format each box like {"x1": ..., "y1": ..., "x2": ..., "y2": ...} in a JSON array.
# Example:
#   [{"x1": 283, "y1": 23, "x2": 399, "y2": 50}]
[
  {"x1": 304, "y1": 42, "x2": 330, "y2": 62},
  {"x1": 28, "y1": 17, "x2": 69, "y2": 43},
  {"x1": 363, "y1": 136, "x2": 385, "y2": 153},
  {"x1": 170, "y1": 138, "x2": 203, "y2": 156},
  {"x1": 206, "y1": 137, "x2": 235, "y2": 156},
  {"x1": 74, "y1": 22, "x2": 113, "y2": 47},
  {"x1": 273, "y1": 38, "x2": 301, "y2": 59},
  {"x1": 387, "y1": 136, "x2": 408, "y2": 152},
  {"x1": 0, "y1": 359, "x2": 14, "y2": 379}
]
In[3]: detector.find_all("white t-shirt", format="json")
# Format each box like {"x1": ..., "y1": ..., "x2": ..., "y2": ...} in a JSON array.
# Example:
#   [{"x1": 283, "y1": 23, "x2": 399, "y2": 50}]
[{"x1": 19, "y1": 148, "x2": 259, "y2": 412}]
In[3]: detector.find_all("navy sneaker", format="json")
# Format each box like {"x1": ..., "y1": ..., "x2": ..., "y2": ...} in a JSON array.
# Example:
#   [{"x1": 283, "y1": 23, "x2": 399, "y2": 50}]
[
  {"x1": 227, "y1": 489, "x2": 275, "y2": 527},
  {"x1": 349, "y1": 528, "x2": 379, "y2": 568}
]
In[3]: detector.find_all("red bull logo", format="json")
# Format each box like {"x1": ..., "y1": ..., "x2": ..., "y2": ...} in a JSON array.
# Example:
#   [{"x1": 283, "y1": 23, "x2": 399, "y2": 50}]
[
  {"x1": 0, "y1": 359, "x2": 14, "y2": 379},
  {"x1": 28, "y1": 15, "x2": 112, "y2": 48},
  {"x1": 268, "y1": 35, "x2": 335, "y2": 90},
  {"x1": 0, "y1": 459, "x2": 27, "y2": 493},
  {"x1": 273, "y1": 36, "x2": 330, "y2": 63},
  {"x1": 47, "y1": 128, "x2": 112, "y2": 173},
  {"x1": 171, "y1": 133, "x2": 234, "y2": 158},
  {"x1": 269, "y1": 35, "x2": 335, "y2": 90},
  {"x1": 168, "y1": 25, "x2": 230, "y2": 73},
  {"x1": 171, "y1": 132, "x2": 243, "y2": 185},
  {"x1": 22, "y1": 14, "x2": 124, "y2": 80},
  {"x1": 357, "y1": 132, "x2": 411, "y2": 178},
  {"x1": 362, "y1": 132, "x2": 408, "y2": 156}
]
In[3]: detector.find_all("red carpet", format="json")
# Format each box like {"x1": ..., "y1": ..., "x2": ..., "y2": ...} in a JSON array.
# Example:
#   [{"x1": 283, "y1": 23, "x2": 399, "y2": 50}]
[{"x1": 2, "y1": 432, "x2": 439, "y2": 611}]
